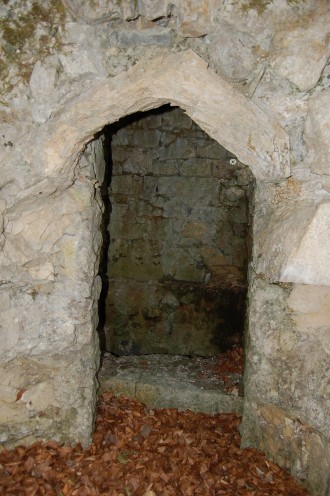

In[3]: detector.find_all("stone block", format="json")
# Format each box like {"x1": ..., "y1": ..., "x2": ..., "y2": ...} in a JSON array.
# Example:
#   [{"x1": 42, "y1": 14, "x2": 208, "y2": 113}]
[
  {"x1": 159, "y1": 138, "x2": 196, "y2": 160},
  {"x1": 157, "y1": 176, "x2": 220, "y2": 207},
  {"x1": 126, "y1": 129, "x2": 162, "y2": 148},
  {"x1": 161, "y1": 107, "x2": 193, "y2": 130},
  {"x1": 120, "y1": 0, "x2": 139, "y2": 21},
  {"x1": 29, "y1": 60, "x2": 58, "y2": 123},
  {"x1": 110, "y1": 175, "x2": 143, "y2": 195},
  {"x1": 105, "y1": 279, "x2": 245, "y2": 356},
  {"x1": 180, "y1": 158, "x2": 212, "y2": 176},
  {"x1": 181, "y1": 222, "x2": 207, "y2": 240},
  {"x1": 281, "y1": 202, "x2": 330, "y2": 285},
  {"x1": 207, "y1": 22, "x2": 261, "y2": 83},
  {"x1": 176, "y1": 0, "x2": 215, "y2": 37},
  {"x1": 271, "y1": 20, "x2": 330, "y2": 92},
  {"x1": 59, "y1": 47, "x2": 105, "y2": 77},
  {"x1": 118, "y1": 28, "x2": 172, "y2": 47},
  {"x1": 62, "y1": 0, "x2": 122, "y2": 23},
  {"x1": 160, "y1": 131, "x2": 177, "y2": 146},
  {"x1": 151, "y1": 159, "x2": 179, "y2": 176},
  {"x1": 305, "y1": 89, "x2": 330, "y2": 175},
  {"x1": 198, "y1": 140, "x2": 227, "y2": 159},
  {"x1": 138, "y1": 0, "x2": 171, "y2": 20},
  {"x1": 241, "y1": 402, "x2": 330, "y2": 496},
  {"x1": 108, "y1": 238, "x2": 164, "y2": 281}
]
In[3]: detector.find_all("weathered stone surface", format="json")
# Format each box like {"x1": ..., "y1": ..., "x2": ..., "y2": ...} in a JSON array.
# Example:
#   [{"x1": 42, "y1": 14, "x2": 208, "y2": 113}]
[
  {"x1": 29, "y1": 59, "x2": 58, "y2": 123},
  {"x1": 241, "y1": 273, "x2": 330, "y2": 494},
  {"x1": 59, "y1": 47, "x2": 105, "y2": 77},
  {"x1": 176, "y1": 0, "x2": 217, "y2": 37},
  {"x1": 254, "y1": 199, "x2": 330, "y2": 286},
  {"x1": 241, "y1": 402, "x2": 330, "y2": 496},
  {"x1": 0, "y1": 138, "x2": 104, "y2": 447},
  {"x1": 207, "y1": 23, "x2": 264, "y2": 83},
  {"x1": 0, "y1": 348, "x2": 99, "y2": 448},
  {"x1": 138, "y1": 0, "x2": 171, "y2": 20},
  {"x1": 99, "y1": 353, "x2": 243, "y2": 414},
  {"x1": 1, "y1": 2, "x2": 330, "y2": 494},
  {"x1": 271, "y1": 16, "x2": 330, "y2": 92},
  {"x1": 120, "y1": 0, "x2": 139, "y2": 21},
  {"x1": 118, "y1": 28, "x2": 172, "y2": 47},
  {"x1": 281, "y1": 202, "x2": 330, "y2": 285},
  {"x1": 62, "y1": 0, "x2": 122, "y2": 23},
  {"x1": 304, "y1": 89, "x2": 330, "y2": 175},
  {"x1": 39, "y1": 51, "x2": 290, "y2": 181}
]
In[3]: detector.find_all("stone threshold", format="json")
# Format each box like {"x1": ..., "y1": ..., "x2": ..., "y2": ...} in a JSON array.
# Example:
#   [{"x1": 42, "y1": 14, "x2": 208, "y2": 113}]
[{"x1": 98, "y1": 353, "x2": 243, "y2": 414}]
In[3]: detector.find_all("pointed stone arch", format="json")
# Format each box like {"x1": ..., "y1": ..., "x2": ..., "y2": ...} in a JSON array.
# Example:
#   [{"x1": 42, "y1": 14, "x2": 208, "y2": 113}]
[{"x1": 38, "y1": 50, "x2": 290, "y2": 182}]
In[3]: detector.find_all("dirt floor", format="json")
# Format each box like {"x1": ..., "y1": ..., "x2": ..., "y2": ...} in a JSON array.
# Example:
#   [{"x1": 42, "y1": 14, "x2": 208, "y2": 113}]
[{"x1": 0, "y1": 392, "x2": 310, "y2": 496}]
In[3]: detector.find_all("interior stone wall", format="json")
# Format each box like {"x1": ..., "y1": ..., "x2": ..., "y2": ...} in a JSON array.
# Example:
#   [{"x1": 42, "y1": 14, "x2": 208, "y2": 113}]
[
  {"x1": 105, "y1": 107, "x2": 254, "y2": 356},
  {"x1": 0, "y1": 1, "x2": 329, "y2": 495}
]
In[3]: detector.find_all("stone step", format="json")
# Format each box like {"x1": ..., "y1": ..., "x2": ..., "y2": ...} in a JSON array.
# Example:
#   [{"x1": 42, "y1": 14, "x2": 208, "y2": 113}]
[{"x1": 98, "y1": 353, "x2": 244, "y2": 414}]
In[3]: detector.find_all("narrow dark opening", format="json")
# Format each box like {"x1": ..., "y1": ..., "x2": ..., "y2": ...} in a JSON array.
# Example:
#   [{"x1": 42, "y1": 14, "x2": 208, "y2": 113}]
[{"x1": 97, "y1": 105, "x2": 255, "y2": 409}]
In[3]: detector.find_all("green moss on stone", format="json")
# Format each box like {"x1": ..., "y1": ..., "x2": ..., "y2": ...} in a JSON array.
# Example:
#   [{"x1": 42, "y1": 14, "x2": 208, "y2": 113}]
[{"x1": 0, "y1": 0, "x2": 66, "y2": 100}]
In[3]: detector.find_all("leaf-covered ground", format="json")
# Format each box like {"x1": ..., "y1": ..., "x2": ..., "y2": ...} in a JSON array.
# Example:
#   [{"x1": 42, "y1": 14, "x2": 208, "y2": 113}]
[{"x1": 0, "y1": 393, "x2": 310, "y2": 496}]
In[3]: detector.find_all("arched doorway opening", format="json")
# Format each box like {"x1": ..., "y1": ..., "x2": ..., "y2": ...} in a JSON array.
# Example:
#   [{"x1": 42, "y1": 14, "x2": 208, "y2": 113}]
[
  {"x1": 35, "y1": 50, "x2": 289, "y2": 446},
  {"x1": 93, "y1": 104, "x2": 255, "y2": 410}
]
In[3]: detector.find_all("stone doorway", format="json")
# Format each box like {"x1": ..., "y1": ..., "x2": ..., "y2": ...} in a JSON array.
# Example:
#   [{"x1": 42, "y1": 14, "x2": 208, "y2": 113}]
[
  {"x1": 1, "y1": 50, "x2": 290, "y2": 451},
  {"x1": 94, "y1": 104, "x2": 255, "y2": 411}
]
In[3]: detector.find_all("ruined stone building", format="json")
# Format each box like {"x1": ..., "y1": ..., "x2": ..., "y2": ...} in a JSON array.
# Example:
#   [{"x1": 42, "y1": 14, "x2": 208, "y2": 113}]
[{"x1": 0, "y1": 1, "x2": 329, "y2": 495}]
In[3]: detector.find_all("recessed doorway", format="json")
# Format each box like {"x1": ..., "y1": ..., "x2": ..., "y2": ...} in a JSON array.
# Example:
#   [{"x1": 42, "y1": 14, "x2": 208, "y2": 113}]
[{"x1": 96, "y1": 105, "x2": 255, "y2": 412}]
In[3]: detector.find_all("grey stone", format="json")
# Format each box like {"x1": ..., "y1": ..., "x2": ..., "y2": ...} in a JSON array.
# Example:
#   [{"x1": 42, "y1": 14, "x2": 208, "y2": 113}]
[
  {"x1": 159, "y1": 138, "x2": 196, "y2": 160},
  {"x1": 99, "y1": 353, "x2": 243, "y2": 413},
  {"x1": 198, "y1": 141, "x2": 227, "y2": 159},
  {"x1": 62, "y1": 0, "x2": 122, "y2": 24},
  {"x1": 180, "y1": 158, "x2": 213, "y2": 176},
  {"x1": 271, "y1": 18, "x2": 330, "y2": 92},
  {"x1": 1, "y1": 3, "x2": 330, "y2": 493},
  {"x1": 225, "y1": 186, "x2": 245, "y2": 202},
  {"x1": 118, "y1": 28, "x2": 172, "y2": 47},
  {"x1": 59, "y1": 47, "x2": 105, "y2": 77},
  {"x1": 305, "y1": 89, "x2": 330, "y2": 175},
  {"x1": 29, "y1": 60, "x2": 58, "y2": 123},
  {"x1": 120, "y1": 0, "x2": 140, "y2": 21},
  {"x1": 207, "y1": 23, "x2": 262, "y2": 83},
  {"x1": 138, "y1": 0, "x2": 171, "y2": 20}
]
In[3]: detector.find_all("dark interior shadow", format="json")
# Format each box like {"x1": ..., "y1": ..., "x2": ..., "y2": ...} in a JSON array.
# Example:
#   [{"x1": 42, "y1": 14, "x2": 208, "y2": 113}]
[{"x1": 97, "y1": 125, "x2": 113, "y2": 360}]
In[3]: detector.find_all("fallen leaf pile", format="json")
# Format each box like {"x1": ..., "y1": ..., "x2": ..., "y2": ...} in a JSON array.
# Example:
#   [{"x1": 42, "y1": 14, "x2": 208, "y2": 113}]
[
  {"x1": 0, "y1": 393, "x2": 310, "y2": 496},
  {"x1": 213, "y1": 347, "x2": 244, "y2": 376},
  {"x1": 211, "y1": 346, "x2": 244, "y2": 393}
]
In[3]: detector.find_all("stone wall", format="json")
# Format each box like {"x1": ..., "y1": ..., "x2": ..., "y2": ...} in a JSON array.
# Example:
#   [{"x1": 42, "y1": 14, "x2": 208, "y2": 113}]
[
  {"x1": 105, "y1": 107, "x2": 253, "y2": 356},
  {"x1": 0, "y1": 1, "x2": 329, "y2": 494}
]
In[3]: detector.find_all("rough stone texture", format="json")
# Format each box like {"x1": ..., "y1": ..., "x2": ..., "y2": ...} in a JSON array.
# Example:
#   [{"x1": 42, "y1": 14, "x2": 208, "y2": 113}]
[
  {"x1": 36, "y1": 51, "x2": 290, "y2": 181},
  {"x1": 0, "y1": 138, "x2": 105, "y2": 447},
  {"x1": 304, "y1": 89, "x2": 330, "y2": 175},
  {"x1": 207, "y1": 22, "x2": 267, "y2": 85},
  {"x1": 118, "y1": 28, "x2": 172, "y2": 47},
  {"x1": 99, "y1": 353, "x2": 243, "y2": 414},
  {"x1": 241, "y1": 276, "x2": 330, "y2": 496},
  {"x1": 105, "y1": 107, "x2": 253, "y2": 356},
  {"x1": 271, "y1": 15, "x2": 330, "y2": 92},
  {"x1": 137, "y1": 0, "x2": 171, "y2": 21},
  {"x1": 0, "y1": 1, "x2": 329, "y2": 494}
]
